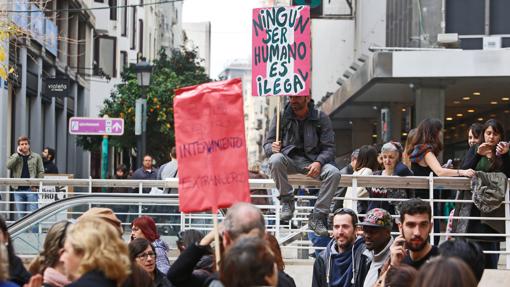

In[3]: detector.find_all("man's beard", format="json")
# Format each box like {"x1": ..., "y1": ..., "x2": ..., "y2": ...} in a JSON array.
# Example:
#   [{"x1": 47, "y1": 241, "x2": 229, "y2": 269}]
[
  {"x1": 407, "y1": 235, "x2": 429, "y2": 252},
  {"x1": 336, "y1": 235, "x2": 356, "y2": 250}
]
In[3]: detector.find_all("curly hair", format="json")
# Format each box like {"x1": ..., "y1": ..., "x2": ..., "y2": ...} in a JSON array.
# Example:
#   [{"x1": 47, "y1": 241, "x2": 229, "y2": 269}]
[
  {"x1": 131, "y1": 216, "x2": 159, "y2": 242},
  {"x1": 29, "y1": 220, "x2": 71, "y2": 274},
  {"x1": 66, "y1": 217, "x2": 131, "y2": 284}
]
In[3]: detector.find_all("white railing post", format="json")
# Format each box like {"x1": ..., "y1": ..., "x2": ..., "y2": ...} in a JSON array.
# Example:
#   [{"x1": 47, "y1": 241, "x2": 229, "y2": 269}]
[
  {"x1": 352, "y1": 177, "x2": 358, "y2": 214},
  {"x1": 88, "y1": 177, "x2": 92, "y2": 211},
  {"x1": 429, "y1": 172, "x2": 434, "y2": 245},
  {"x1": 138, "y1": 182, "x2": 143, "y2": 218},
  {"x1": 505, "y1": 180, "x2": 510, "y2": 269}
]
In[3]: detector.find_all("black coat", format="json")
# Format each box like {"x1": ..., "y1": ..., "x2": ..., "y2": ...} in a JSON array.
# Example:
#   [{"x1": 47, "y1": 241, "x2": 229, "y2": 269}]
[
  {"x1": 9, "y1": 254, "x2": 31, "y2": 286},
  {"x1": 66, "y1": 270, "x2": 117, "y2": 287},
  {"x1": 43, "y1": 160, "x2": 59, "y2": 174},
  {"x1": 263, "y1": 101, "x2": 336, "y2": 166}
]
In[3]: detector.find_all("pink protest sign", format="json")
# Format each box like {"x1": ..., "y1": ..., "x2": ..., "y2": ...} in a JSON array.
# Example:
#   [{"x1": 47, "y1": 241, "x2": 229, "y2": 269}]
[{"x1": 252, "y1": 5, "x2": 311, "y2": 97}]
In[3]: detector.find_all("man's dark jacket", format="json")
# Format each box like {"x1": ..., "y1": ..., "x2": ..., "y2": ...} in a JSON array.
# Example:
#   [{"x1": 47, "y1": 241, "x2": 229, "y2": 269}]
[
  {"x1": 43, "y1": 160, "x2": 59, "y2": 174},
  {"x1": 263, "y1": 100, "x2": 336, "y2": 166},
  {"x1": 312, "y1": 237, "x2": 370, "y2": 287}
]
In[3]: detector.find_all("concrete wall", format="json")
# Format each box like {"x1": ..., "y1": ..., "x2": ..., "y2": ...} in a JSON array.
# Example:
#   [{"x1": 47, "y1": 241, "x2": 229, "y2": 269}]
[
  {"x1": 355, "y1": 0, "x2": 387, "y2": 57},
  {"x1": 311, "y1": 19, "x2": 355, "y2": 103}
]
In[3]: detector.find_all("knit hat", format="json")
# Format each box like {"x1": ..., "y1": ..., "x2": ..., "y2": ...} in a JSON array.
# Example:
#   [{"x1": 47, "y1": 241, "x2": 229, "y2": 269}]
[
  {"x1": 358, "y1": 208, "x2": 392, "y2": 230},
  {"x1": 78, "y1": 207, "x2": 123, "y2": 236}
]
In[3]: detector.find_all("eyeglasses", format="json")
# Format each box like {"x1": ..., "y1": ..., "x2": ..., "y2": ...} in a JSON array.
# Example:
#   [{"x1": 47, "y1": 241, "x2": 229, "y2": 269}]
[{"x1": 136, "y1": 252, "x2": 156, "y2": 261}]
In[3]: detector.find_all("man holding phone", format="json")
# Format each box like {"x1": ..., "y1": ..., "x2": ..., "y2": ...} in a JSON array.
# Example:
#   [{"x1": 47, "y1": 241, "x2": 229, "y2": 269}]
[
  {"x1": 390, "y1": 198, "x2": 439, "y2": 269},
  {"x1": 6, "y1": 136, "x2": 44, "y2": 220}
]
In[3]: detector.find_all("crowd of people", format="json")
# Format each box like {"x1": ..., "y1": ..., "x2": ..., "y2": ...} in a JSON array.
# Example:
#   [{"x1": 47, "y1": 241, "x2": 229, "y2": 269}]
[
  {"x1": 0, "y1": 200, "x2": 495, "y2": 287},
  {"x1": 1, "y1": 95, "x2": 508, "y2": 286}
]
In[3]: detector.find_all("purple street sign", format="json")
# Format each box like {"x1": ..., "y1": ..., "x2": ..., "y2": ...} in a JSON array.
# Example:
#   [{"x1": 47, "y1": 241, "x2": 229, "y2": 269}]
[{"x1": 68, "y1": 117, "x2": 124, "y2": 136}]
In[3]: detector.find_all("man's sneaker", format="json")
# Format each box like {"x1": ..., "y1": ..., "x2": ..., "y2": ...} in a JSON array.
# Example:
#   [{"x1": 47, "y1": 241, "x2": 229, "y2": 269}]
[
  {"x1": 308, "y1": 212, "x2": 329, "y2": 237},
  {"x1": 280, "y1": 197, "x2": 295, "y2": 221}
]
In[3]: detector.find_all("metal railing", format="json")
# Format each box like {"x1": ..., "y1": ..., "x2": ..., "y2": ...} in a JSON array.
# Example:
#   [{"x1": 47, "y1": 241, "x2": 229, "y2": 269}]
[{"x1": 1, "y1": 175, "x2": 509, "y2": 268}]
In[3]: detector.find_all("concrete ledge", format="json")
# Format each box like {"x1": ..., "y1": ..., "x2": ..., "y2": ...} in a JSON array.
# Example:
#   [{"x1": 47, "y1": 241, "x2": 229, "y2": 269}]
[{"x1": 479, "y1": 269, "x2": 510, "y2": 287}]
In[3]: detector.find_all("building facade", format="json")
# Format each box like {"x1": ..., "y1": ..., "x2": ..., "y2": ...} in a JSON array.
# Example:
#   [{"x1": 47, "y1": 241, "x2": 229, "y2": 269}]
[
  {"x1": 87, "y1": 0, "x2": 183, "y2": 174},
  {"x1": 298, "y1": 0, "x2": 510, "y2": 166},
  {"x1": 219, "y1": 59, "x2": 275, "y2": 170},
  {"x1": 183, "y1": 21, "x2": 211, "y2": 76},
  {"x1": 1, "y1": 0, "x2": 96, "y2": 181}
]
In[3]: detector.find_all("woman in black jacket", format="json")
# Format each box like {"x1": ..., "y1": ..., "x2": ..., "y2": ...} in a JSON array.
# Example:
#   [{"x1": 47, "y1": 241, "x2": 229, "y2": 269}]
[
  {"x1": 460, "y1": 119, "x2": 510, "y2": 269},
  {"x1": 128, "y1": 239, "x2": 173, "y2": 287}
]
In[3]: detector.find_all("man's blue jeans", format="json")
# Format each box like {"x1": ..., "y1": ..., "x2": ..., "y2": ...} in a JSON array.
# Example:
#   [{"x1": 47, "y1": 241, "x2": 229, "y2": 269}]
[{"x1": 14, "y1": 188, "x2": 38, "y2": 221}]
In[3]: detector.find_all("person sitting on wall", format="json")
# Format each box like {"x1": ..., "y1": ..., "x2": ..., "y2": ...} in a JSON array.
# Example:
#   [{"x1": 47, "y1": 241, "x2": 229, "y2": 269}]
[{"x1": 263, "y1": 96, "x2": 341, "y2": 236}]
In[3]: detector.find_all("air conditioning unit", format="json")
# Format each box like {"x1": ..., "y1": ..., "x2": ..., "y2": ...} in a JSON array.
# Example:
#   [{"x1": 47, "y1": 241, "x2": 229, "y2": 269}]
[{"x1": 483, "y1": 36, "x2": 501, "y2": 50}]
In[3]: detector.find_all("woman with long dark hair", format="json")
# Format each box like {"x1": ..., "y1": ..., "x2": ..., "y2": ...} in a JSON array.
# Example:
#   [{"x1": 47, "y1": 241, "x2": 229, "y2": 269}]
[
  {"x1": 407, "y1": 118, "x2": 475, "y2": 197},
  {"x1": 467, "y1": 122, "x2": 484, "y2": 147},
  {"x1": 28, "y1": 221, "x2": 71, "y2": 287},
  {"x1": 343, "y1": 145, "x2": 379, "y2": 213},
  {"x1": 458, "y1": 118, "x2": 510, "y2": 269}
]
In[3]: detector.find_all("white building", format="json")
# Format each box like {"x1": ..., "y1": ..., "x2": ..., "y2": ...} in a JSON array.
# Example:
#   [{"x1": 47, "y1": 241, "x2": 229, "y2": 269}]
[
  {"x1": 1, "y1": 0, "x2": 97, "y2": 180},
  {"x1": 183, "y1": 22, "x2": 211, "y2": 76},
  {"x1": 85, "y1": 0, "x2": 183, "y2": 173}
]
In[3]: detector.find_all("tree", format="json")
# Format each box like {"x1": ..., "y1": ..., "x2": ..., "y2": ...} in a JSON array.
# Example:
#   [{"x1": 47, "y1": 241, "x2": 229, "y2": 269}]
[{"x1": 77, "y1": 48, "x2": 211, "y2": 165}]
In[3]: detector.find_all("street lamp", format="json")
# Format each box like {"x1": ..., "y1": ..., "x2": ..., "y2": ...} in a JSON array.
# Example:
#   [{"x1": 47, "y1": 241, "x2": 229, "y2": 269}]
[{"x1": 135, "y1": 57, "x2": 153, "y2": 168}]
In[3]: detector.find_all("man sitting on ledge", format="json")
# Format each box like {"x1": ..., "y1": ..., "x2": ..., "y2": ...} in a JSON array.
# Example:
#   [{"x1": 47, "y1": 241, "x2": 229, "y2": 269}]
[{"x1": 264, "y1": 95, "x2": 341, "y2": 236}]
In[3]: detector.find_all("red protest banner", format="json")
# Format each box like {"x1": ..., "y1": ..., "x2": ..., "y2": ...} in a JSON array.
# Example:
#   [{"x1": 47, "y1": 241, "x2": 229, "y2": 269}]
[{"x1": 174, "y1": 78, "x2": 251, "y2": 213}]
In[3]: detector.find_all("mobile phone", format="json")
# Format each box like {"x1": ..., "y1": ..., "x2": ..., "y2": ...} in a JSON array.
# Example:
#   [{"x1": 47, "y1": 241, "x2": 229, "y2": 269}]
[
  {"x1": 496, "y1": 142, "x2": 508, "y2": 156},
  {"x1": 398, "y1": 230, "x2": 408, "y2": 249}
]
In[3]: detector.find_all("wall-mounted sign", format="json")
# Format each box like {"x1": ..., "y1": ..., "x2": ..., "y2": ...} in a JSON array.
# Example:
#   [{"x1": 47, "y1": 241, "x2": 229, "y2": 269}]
[
  {"x1": 69, "y1": 117, "x2": 124, "y2": 136},
  {"x1": 46, "y1": 77, "x2": 69, "y2": 97}
]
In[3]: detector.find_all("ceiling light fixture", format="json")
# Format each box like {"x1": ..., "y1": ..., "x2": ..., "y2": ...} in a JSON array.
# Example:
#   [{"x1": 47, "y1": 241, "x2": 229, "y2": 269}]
[
  {"x1": 462, "y1": 97, "x2": 470, "y2": 100},
  {"x1": 490, "y1": 101, "x2": 498, "y2": 105},
  {"x1": 467, "y1": 109, "x2": 475, "y2": 113},
  {"x1": 453, "y1": 101, "x2": 460, "y2": 104},
  {"x1": 502, "y1": 97, "x2": 509, "y2": 101},
  {"x1": 446, "y1": 117, "x2": 453, "y2": 121},
  {"x1": 473, "y1": 92, "x2": 480, "y2": 96}
]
